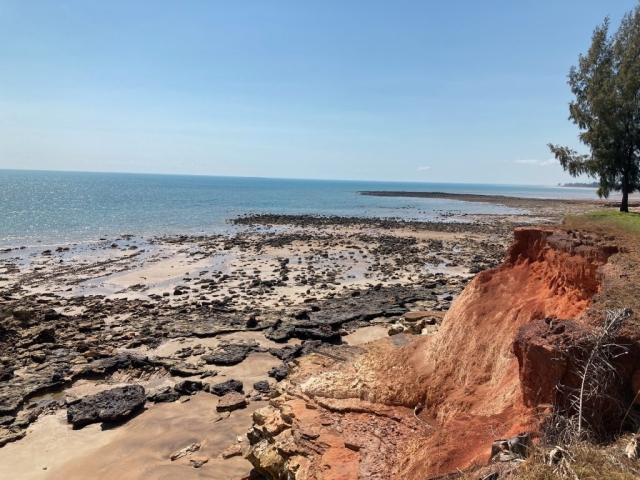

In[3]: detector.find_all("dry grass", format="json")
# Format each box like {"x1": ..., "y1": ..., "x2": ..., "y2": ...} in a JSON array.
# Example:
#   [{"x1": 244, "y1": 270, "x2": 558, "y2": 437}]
[
  {"x1": 450, "y1": 439, "x2": 640, "y2": 480},
  {"x1": 516, "y1": 440, "x2": 640, "y2": 480}
]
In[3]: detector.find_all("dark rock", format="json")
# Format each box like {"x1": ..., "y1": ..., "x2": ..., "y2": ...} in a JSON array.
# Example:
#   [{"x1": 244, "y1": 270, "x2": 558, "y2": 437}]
[
  {"x1": 12, "y1": 309, "x2": 32, "y2": 323},
  {"x1": 66, "y1": 385, "x2": 146, "y2": 428},
  {"x1": 174, "y1": 380, "x2": 203, "y2": 395},
  {"x1": 153, "y1": 391, "x2": 180, "y2": 403},
  {"x1": 43, "y1": 310, "x2": 62, "y2": 321},
  {"x1": 268, "y1": 365, "x2": 288, "y2": 381},
  {"x1": 291, "y1": 327, "x2": 341, "y2": 343},
  {"x1": 265, "y1": 323, "x2": 295, "y2": 343},
  {"x1": 0, "y1": 368, "x2": 14, "y2": 382},
  {"x1": 34, "y1": 328, "x2": 56, "y2": 344},
  {"x1": 383, "y1": 307, "x2": 409, "y2": 317},
  {"x1": 253, "y1": 380, "x2": 270, "y2": 394},
  {"x1": 209, "y1": 379, "x2": 243, "y2": 396},
  {"x1": 269, "y1": 340, "x2": 321, "y2": 363},
  {"x1": 202, "y1": 342, "x2": 258, "y2": 366},
  {"x1": 245, "y1": 316, "x2": 258, "y2": 328},
  {"x1": 78, "y1": 353, "x2": 149, "y2": 379}
]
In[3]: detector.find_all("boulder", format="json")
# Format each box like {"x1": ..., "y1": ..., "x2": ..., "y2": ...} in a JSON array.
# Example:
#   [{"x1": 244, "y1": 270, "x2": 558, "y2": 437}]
[
  {"x1": 208, "y1": 379, "x2": 243, "y2": 396},
  {"x1": 490, "y1": 433, "x2": 531, "y2": 462},
  {"x1": 79, "y1": 353, "x2": 150, "y2": 378},
  {"x1": 265, "y1": 324, "x2": 295, "y2": 343},
  {"x1": 268, "y1": 366, "x2": 288, "y2": 381},
  {"x1": 202, "y1": 342, "x2": 259, "y2": 366},
  {"x1": 168, "y1": 362, "x2": 206, "y2": 377},
  {"x1": 11, "y1": 309, "x2": 32, "y2": 323},
  {"x1": 152, "y1": 391, "x2": 180, "y2": 403},
  {"x1": 34, "y1": 328, "x2": 56, "y2": 344},
  {"x1": 216, "y1": 392, "x2": 247, "y2": 412},
  {"x1": 174, "y1": 380, "x2": 202, "y2": 395},
  {"x1": 253, "y1": 380, "x2": 271, "y2": 394},
  {"x1": 66, "y1": 385, "x2": 146, "y2": 428}
]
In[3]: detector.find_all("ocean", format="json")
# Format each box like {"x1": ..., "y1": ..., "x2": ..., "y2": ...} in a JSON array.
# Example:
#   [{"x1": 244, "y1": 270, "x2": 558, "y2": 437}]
[{"x1": 0, "y1": 169, "x2": 601, "y2": 248}]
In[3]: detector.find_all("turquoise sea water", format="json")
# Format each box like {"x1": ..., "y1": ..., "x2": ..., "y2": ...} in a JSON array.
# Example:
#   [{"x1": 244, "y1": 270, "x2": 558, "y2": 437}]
[{"x1": 0, "y1": 170, "x2": 600, "y2": 248}]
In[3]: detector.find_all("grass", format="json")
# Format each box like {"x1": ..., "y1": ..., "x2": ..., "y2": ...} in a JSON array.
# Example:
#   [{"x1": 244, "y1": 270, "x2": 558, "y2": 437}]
[
  {"x1": 515, "y1": 440, "x2": 640, "y2": 480},
  {"x1": 565, "y1": 209, "x2": 640, "y2": 236},
  {"x1": 455, "y1": 440, "x2": 640, "y2": 480}
]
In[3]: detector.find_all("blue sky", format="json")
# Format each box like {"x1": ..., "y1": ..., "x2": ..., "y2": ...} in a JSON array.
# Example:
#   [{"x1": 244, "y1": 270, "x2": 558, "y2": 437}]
[{"x1": 0, "y1": 0, "x2": 637, "y2": 184}]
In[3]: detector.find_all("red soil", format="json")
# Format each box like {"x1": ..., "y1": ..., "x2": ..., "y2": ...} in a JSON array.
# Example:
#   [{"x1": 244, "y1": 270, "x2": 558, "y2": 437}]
[{"x1": 245, "y1": 228, "x2": 620, "y2": 479}]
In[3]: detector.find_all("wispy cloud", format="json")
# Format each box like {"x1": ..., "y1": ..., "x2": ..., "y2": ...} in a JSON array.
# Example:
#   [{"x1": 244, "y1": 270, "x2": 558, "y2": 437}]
[
  {"x1": 417, "y1": 166, "x2": 431, "y2": 171},
  {"x1": 514, "y1": 158, "x2": 558, "y2": 166}
]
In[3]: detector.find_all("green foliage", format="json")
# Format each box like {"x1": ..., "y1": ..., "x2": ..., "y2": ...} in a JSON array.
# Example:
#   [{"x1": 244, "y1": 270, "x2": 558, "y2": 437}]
[
  {"x1": 549, "y1": 4, "x2": 640, "y2": 212},
  {"x1": 580, "y1": 210, "x2": 640, "y2": 234}
]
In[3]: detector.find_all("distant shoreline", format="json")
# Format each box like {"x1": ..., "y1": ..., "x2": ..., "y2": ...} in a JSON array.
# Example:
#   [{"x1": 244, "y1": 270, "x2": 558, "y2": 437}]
[
  {"x1": 359, "y1": 190, "x2": 602, "y2": 203},
  {"x1": 562, "y1": 182, "x2": 599, "y2": 188},
  {"x1": 359, "y1": 190, "x2": 637, "y2": 213}
]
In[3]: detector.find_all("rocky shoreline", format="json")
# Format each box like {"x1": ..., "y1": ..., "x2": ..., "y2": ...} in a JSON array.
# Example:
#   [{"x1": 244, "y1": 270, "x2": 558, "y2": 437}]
[{"x1": 0, "y1": 210, "x2": 553, "y2": 478}]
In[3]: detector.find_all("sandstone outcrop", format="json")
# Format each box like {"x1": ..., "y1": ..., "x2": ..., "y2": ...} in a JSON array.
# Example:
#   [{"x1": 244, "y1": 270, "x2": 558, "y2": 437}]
[{"x1": 245, "y1": 228, "x2": 638, "y2": 479}]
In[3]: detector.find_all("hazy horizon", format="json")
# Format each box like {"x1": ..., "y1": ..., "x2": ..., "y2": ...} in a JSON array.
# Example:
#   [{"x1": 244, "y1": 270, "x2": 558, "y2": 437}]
[{"x1": 0, "y1": 167, "x2": 602, "y2": 188}]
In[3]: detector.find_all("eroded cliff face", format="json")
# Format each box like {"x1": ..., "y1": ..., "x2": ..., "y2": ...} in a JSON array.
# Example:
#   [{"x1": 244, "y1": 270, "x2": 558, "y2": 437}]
[{"x1": 244, "y1": 228, "x2": 623, "y2": 479}]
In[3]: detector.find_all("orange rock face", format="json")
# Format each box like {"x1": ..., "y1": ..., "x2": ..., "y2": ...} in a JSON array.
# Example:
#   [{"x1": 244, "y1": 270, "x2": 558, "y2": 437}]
[{"x1": 245, "y1": 228, "x2": 626, "y2": 479}]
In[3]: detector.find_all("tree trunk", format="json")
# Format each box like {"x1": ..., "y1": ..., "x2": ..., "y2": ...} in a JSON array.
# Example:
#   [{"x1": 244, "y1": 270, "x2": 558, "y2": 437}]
[{"x1": 621, "y1": 189, "x2": 629, "y2": 212}]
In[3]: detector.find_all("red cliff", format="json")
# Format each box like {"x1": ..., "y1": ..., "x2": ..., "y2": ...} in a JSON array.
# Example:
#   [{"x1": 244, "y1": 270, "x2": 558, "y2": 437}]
[{"x1": 244, "y1": 228, "x2": 634, "y2": 479}]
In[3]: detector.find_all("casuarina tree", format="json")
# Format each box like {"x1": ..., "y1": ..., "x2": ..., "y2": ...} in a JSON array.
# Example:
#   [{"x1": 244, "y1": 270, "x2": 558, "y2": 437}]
[{"x1": 549, "y1": 4, "x2": 640, "y2": 212}]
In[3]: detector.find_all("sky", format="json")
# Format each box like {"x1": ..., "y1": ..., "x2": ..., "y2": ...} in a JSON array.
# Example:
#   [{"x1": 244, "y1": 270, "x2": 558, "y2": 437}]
[{"x1": 0, "y1": 0, "x2": 638, "y2": 184}]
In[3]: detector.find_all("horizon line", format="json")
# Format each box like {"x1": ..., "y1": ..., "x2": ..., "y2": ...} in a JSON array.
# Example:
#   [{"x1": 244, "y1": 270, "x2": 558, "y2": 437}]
[{"x1": 0, "y1": 167, "x2": 571, "y2": 189}]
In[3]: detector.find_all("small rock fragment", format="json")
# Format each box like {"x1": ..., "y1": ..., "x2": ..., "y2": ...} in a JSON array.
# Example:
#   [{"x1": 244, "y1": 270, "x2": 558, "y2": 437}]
[
  {"x1": 170, "y1": 442, "x2": 201, "y2": 461},
  {"x1": 625, "y1": 436, "x2": 638, "y2": 460},
  {"x1": 221, "y1": 444, "x2": 243, "y2": 459},
  {"x1": 189, "y1": 456, "x2": 209, "y2": 468}
]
